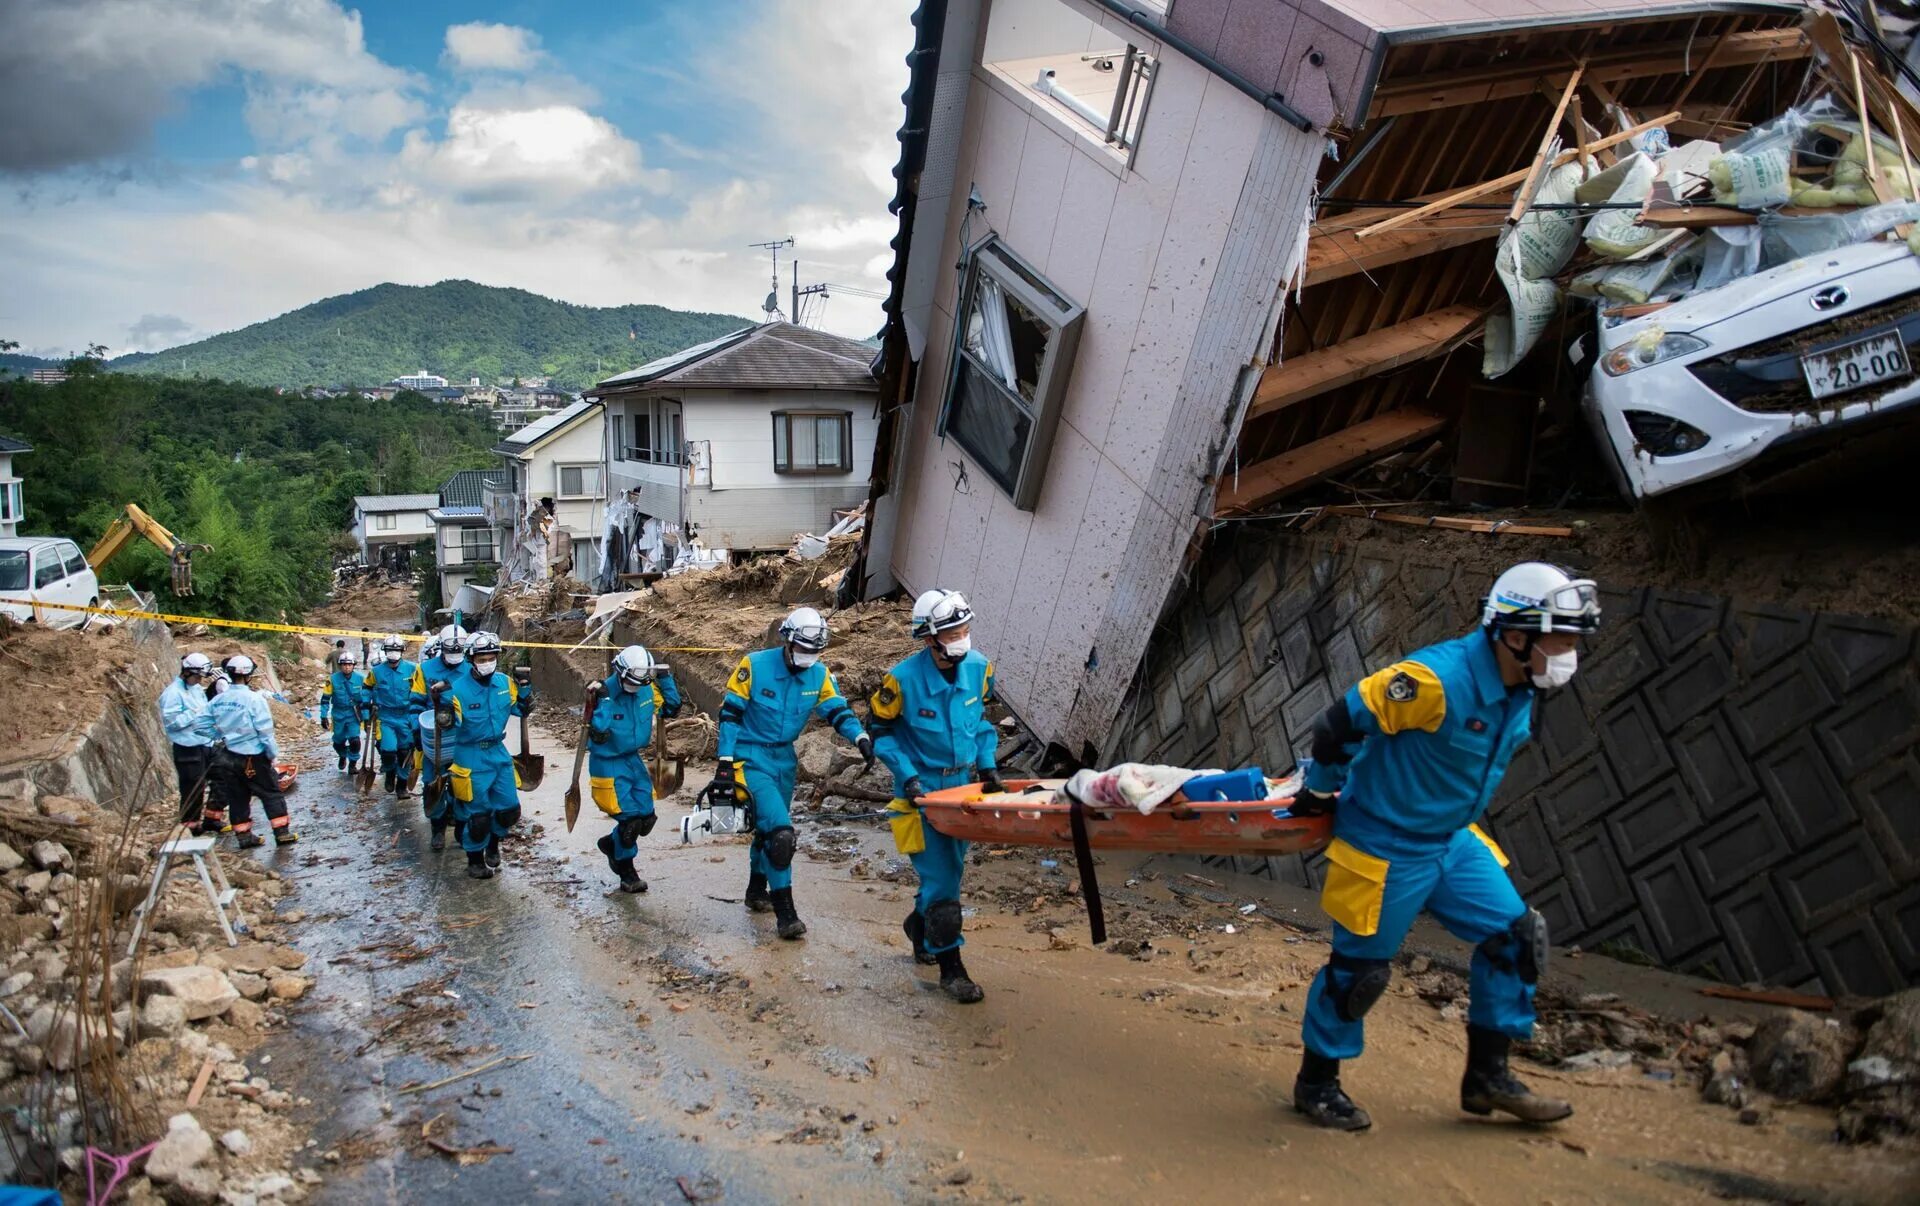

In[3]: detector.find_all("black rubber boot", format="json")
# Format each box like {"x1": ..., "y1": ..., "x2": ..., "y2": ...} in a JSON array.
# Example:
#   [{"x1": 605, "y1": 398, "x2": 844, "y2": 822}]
[
  {"x1": 615, "y1": 858, "x2": 648, "y2": 894},
  {"x1": 597, "y1": 833, "x2": 622, "y2": 876},
  {"x1": 429, "y1": 822, "x2": 446, "y2": 852},
  {"x1": 273, "y1": 829, "x2": 299, "y2": 846},
  {"x1": 770, "y1": 888, "x2": 807, "y2": 940},
  {"x1": 744, "y1": 871, "x2": 773, "y2": 914},
  {"x1": 337, "y1": 755, "x2": 347, "y2": 772},
  {"x1": 235, "y1": 832, "x2": 266, "y2": 850},
  {"x1": 1461, "y1": 1026, "x2": 1573, "y2": 1123},
  {"x1": 1294, "y1": 1052, "x2": 1372, "y2": 1131},
  {"x1": 384, "y1": 767, "x2": 396, "y2": 793},
  {"x1": 934, "y1": 949, "x2": 984, "y2": 1004},
  {"x1": 466, "y1": 850, "x2": 493, "y2": 880},
  {"x1": 485, "y1": 836, "x2": 502, "y2": 869},
  {"x1": 903, "y1": 911, "x2": 937, "y2": 965}
]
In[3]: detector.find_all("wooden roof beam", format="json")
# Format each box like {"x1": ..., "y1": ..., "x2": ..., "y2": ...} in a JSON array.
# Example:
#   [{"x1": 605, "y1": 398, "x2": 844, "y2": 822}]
[
  {"x1": 1304, "y1": 210, "x2": 1492, "y2": 287},
  {"x1": 1369, "y1": 27, "x2": 1807, "y2": 119},
  {"x1": 1216, "y1": 407, "x2": 1449, "y2": 515},
  {"x1": 1246, "y1": 304, "x2": 1484, "y2": 422}
]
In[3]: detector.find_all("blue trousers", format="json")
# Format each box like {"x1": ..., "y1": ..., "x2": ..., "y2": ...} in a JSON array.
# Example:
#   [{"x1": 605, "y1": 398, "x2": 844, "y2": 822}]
[
  {"x1": 330, "y1": 714, "x2": 362, "y2": 759},
  {"x1": 1303, "y1": 819, "x2": 1532, "y2": 1060},
  {"x1": 590, "y1": 751, "x2": 655, "y2": 860},
  {"x1": 374, "y1": 716, "x2": 416, "y2": 783},
  {"x1": 737, "y1": 740, "x2": 798, "y2": 891},
  {"x1": 911, "y1": 767, "x2": 975, "y2": 954},
  {"x1": 449, "y1": 743, "x2": 520, "y2": 855}
]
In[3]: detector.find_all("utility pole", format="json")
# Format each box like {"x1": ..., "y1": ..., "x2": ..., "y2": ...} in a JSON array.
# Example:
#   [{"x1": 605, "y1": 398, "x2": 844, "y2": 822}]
[
  {"x1": 748, "y1": 236, "x2": 794, "y2": 322},
  {"x1": 793, "y1": 276, "x2": 831, "y2": 328}
]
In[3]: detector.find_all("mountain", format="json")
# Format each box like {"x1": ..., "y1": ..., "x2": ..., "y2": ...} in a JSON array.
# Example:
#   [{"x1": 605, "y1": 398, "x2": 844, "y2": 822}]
[
  {"x1": 111, "y1": 280, "x2": 754, "y2": 391},
  {"x1": 1, "y1": 352, "x2": 64, "y2": 378}
]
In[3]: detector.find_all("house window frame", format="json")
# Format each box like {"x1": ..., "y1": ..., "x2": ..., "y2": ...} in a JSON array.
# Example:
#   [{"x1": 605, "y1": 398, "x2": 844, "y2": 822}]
[
  {"x1": 0, "y1": 481, "x2": 20, "y2": 523},
  {"x1": 771, "y1": 410, "x2": 854, "y2": 476},
  {"x1": 375, "y1": 512, "x2": 397, "y2": 531},
  {"x1": 457, "y1": 525, "x2": 494, "y2": 563},
  {"x1": 555, "y1": 461, "x2": 603, "y2": 500},
  {"x1": 619, "y1": 397, "x2": 684, "y2": 466},
  {"x1": 938, "y1": 235, "x2": 1086, "y2": 511}
]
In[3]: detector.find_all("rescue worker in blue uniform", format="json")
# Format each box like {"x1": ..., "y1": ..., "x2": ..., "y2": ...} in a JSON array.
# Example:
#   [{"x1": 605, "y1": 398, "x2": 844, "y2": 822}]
[
  {"x1": 436, "y1": 631, "x2": 534, "y2": 880},
  {"x1": 410, "y1": 625, "x2": 468, "y2": 850},
  {"x1": 208, "y1": 655, "x2": 298, "y2": 848},
  {"x1": 1290, "y1": 562, "x2": 1600, "y2": 1131},
  {"x1": 709, "y1": 606, "x2": 873, "y2": 940},
  {"x1": 588, "y1": 644, "x2": 683, "y2": 893},
  {"x1": 160, "y1": 652, "x2": 218, "y2": 824},
  {"x1": 869, "y1": 590, "x2": 1001, "y2": 1004},
  {"x1": 365, "y1": 635, "x2": 419, "y2": 796},
  {"x1": 321, "y1": 650, "x2": 368, "y2": 773}
]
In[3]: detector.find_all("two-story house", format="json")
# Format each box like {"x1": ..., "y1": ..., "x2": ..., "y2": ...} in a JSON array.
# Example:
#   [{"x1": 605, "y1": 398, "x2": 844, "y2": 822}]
[
  {"x1": 0, "y1": 434, "x2": 29, "y2": 538},
  {"x1": 350, "y1": 494, "x2": 437, "y2": 569},
  {"x1": 591, "y1": 323, "x2": 880, "y2": 555},
  {"x1": 485, "y1": 400, "x2": 606, "y2": 585},
  {"x1": 427, "y1": 469, "x2": 507, "y2": 605}
]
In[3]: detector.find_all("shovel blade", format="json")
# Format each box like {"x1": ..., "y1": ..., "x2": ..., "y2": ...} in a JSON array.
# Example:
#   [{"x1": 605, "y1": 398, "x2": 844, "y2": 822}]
[
  {"x1": 655, "y1": 758, "x2": 685, "y2": 795},
  {"x1": 563, "y1": 785, "x2": 582, "y2": 832},
  {"x1": 515, "y1": 753, "x2": 547, "y2": 792}
]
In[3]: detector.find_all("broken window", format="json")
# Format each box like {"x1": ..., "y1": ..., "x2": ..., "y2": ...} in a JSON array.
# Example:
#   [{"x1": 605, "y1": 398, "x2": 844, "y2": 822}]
[
  {"x1": 773, "y1": 411, "x2": 853, "y2": 474},
  {"x1": 941, "y1": 236, "x2": 1084, "y2": 510}
]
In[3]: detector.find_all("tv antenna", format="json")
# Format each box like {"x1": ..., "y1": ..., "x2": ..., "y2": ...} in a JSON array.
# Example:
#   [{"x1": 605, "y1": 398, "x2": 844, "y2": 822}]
[{"x1": 749, "y1": 236, "x2": 794, "y2": 321}]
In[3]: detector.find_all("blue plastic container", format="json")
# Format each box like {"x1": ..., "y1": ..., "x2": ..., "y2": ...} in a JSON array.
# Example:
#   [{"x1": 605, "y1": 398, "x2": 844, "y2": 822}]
[{"x1": 1180, "y1": 768, "x2": 1267, "y2": 802}]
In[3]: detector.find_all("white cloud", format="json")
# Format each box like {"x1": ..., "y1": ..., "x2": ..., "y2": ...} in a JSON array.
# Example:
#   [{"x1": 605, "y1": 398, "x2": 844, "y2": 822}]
[
  {"x1": 444, "y1": 22, "x2": 545, "y2": 73},
  {"x1": 393, "y1": 103, "x2": 670, "y2": 202}
]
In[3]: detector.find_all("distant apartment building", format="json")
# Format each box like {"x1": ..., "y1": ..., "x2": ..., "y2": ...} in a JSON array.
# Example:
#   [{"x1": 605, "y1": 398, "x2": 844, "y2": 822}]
[
  {"x1": 392, "y1": 370, "x2": 449, "y2": 391},
  {"x1": 0, "y1": 434, "x2": 30, "y2": 537},
  {"x1": 350, "y1": 493, "x2": 437, "y2": 567},
  {"x1": 29, "y1": 369, "x2": 67, "y2": 385}
]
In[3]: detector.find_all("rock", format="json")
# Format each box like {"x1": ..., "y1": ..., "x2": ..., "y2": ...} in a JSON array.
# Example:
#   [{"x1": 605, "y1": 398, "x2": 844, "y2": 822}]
[
  {"x1": 1739, "y1": 1107, "x2": 1766, "y2": 1126},
  {"x1": 171, "y1": 1165, "x2": 225, "y2": 1204},
  {"x1": 0, "y1": 971, "x2": 31, "y2": 998},
  {"x1": 228, "y1": 972, "x2": 268, "y2": 1001},
  {"x1": 250, "y1": 1174, "x2": 294, "y2": 1198},
  {"x1": 48, "y1": 871, "x2": 76, "y2": 895},
  {"x1": 1562, "y1": 1049, "x2": 1634, "y2": 1071},
  {"x1": 793, "y1": 729, "x2": 837, "y2": 781},
  {"x1": 267, "y1": 975, "x2": 311, "y2": 1002},
  {"x1": 1836, "y1": 989, "x2": 1920, "y2": 1142},
  {"x1": 260, "y1": 1090, "x2": 292, "y2": 1111},
  {"x1": 1748, "y1": 1009, "x2": 1856, "y2": 1102},
  {"x1": 147, "y1": 1113, "x2": 215, "y2": 1183},
  {"x1": 1046, "y1": 927, "x2": 1075, "y2": 951},
  {"x1": 0, "y1": 841, "x2": 22, "y2": 872},
  {"x1": 29, "y1": 840, "x2": 70, "y2": 871},
  {"x1": 220, "y1": 1129, "x2": 253, "y2": 1156},
  {"x1": 20, "y1": 871, "x2": 52, "y2": 904},
  {"x1": 217, "y1": 1062, "x2": 250, "y2": 1083},
  {"x1": 146, "y1": 948, "x2": 201, "y2": 971},
  {"x1": 1702, "y1": 1049, "x2": 1748, "y2": 1107},
  {"x1": 26, "y1": 1004, "x2": 108, "y2": 1071},
  {"x1": 227, "y1": 999, "x2": 267, "y2": 1031},
  {"x1": 1859, "y1": 989, "x2": 1920, "y2": 1067},
  {"x1": 142, "y1": 966, "x2": 240, "y2": 1020},
  {"x1": 139, "y1": 995, "x2": 190, "y2": 1039},
  {"x1": 208, "y1": 942, "x2": 307, "y2": 975}
]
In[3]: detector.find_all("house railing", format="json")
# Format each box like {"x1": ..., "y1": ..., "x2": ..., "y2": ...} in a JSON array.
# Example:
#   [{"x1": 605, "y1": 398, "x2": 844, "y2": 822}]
[{"x1": 622, "y1": 445, "x2": 684, "y2": 467}]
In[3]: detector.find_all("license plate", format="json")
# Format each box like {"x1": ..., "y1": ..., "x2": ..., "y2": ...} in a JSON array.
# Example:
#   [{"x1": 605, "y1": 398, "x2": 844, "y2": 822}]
[{"x1": 1801, "y1": 330, "x2": 1912, "y2": 400}]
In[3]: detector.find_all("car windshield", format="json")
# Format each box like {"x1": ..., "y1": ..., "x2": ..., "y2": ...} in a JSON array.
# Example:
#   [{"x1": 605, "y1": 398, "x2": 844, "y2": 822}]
[{"x1": 0, "y1": 551, "x2": 27, "y2": 591}]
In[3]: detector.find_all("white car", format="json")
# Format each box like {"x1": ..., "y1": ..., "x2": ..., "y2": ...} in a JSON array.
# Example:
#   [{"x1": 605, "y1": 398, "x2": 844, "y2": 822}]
[
  {"x1": 1584, "y1": 239, "x2": 1920, "y2": 499},
  {"x1": 0, "y1": 536, "x2": 101, "y2": 627}
]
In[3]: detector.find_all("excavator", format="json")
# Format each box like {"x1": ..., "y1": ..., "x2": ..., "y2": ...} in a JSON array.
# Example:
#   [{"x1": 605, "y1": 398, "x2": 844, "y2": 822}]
[{"x1": 88, "y1": 504, "x2": 212, "y2": 596}]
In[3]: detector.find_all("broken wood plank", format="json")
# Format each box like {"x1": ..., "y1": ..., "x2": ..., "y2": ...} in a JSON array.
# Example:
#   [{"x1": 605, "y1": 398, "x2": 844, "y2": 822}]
[
  {"x1": 185, "y1": 1057, "x2": 216, "y2": 1108},
  {"x1": 1601, "y1": 302, "x2": 1675, "y2": 319},
  {"x1": 1317, "y1": 506, "x2": 1575, "y2": 538},
  {"x1": 1217, "y1": 408, "x2": 1448, "y2": 514},
  {"x1": 1697, "y1": 984, "x2": 1835, "y2": 1011},
  {"x1": 1638, "y1": 204, "x2": 1863, "y2": 228},
  {"x1": 1306, "y1": 210, "x2": 1491, "y2": 287},
  {"x1": 1247, "y1": 305, "x2": 1484, "y2": 421},
  {"x1": 1369, "y1": 27, "x2": 1807, "y2": 118},
  {"x1": 1356, "y1": 113, "x2": 1680, "y2": 241},
  {"x1": 1571, "y1": 95, "x2": 1592, "y2": 169},
  {"x1": 1509, "y1": 66, "x2": 1585, "y2": 225}
]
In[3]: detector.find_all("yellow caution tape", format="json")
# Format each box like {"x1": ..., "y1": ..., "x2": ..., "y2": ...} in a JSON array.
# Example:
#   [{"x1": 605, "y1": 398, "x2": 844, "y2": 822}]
[{"x1": 17, "y1": 599, "x2": 739, "y2": 654}]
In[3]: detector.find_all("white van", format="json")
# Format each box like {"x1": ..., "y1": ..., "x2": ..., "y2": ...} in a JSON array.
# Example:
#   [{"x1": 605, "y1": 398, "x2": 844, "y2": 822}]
[{"x1": 0, "y1": 537, "x2": 101, "y2": 628}]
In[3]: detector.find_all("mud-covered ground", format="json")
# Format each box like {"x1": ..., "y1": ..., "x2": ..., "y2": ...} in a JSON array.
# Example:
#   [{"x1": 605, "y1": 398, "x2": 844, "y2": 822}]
[{"x1": 239, "y1": 720, "x2": 1920, "y2": 1205}]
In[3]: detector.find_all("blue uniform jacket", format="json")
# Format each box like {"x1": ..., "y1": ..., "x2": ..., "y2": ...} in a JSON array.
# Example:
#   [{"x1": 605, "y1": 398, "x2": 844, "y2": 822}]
[
  {"x1": 1303, "y1": 631, "x2": 1534, "y2": 840},
  {"x1": 210, "y1": 685, "x2": 278, "y2": 759},
  {"x1": 159, "y1": 679, "x2": 216, "y2": 747},
  {"x1": 365, "y1": 660, "x2": 418, "y2": 714},
  {"x1": 589, "y1": 673, "x2": 683, "y2": 758},
  {"x1": 320, "y1": 671, "x2": 368, "y2": 724},
  {"x1": 409, "y1": 655, "x2": 465, "y2": 711},
  {"x1": 868, "y1": 648, "x2": 998, "y2": 786},
  {"x1": 716, "y1": 648, "x2": 864, "y2": 758},
  {"x1": 444, "y1": 669, "x2": 530, "y2": 749}
]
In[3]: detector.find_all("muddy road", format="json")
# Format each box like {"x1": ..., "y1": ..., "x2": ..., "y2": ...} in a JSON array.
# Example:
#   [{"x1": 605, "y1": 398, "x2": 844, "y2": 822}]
[{"x1": 231, "y1": 724, "x2": 1920, "y2": 1205}]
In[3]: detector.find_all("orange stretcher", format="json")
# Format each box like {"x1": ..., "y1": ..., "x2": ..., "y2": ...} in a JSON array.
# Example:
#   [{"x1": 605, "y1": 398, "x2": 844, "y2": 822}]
[{"x1": 916, "y1": 778, "x2": 1331, "y2": 856}]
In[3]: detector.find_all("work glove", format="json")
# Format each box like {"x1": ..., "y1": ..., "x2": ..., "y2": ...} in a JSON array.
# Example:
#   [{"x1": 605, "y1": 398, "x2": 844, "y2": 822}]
[
  {"x1": 708, "y1": 758, "x2": 739, "y2": 802},
  {"x1": 980, "y1": 769, "x2": 1006, "y2": 795},
  {"x1": 589, "y1": 727, "x2": 609, "y2": 744},
  {"x1": 855, "y1": 733, "x2": 875, "y2": 770},
  {"x1": 1290, "y1": 787, "x2": 1338, "y2": 817},
  {"x1": 901, "y1": 776, "x2": 927, "y2": 803}
]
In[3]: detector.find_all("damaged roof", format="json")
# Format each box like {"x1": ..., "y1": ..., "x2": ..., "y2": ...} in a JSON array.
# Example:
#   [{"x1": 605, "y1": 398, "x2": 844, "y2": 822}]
[{"x1": 592, "y1": 323, "x2": 878, "y2": 394}]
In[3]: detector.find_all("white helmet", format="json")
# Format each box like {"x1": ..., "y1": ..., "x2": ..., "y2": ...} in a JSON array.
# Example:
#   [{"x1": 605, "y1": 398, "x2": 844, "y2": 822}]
[
  {"x1": 612, "y1": 644, "x2": 657, "y2": 687},
  {"x1": 925, "y1": 590, "x2": 974, "y2": 636},
  {"x1": 1482, "y1": 563, "x2": 1601, "y2": 635},
  {"x1": 383, "y1": 635, "x2": 406, "y2": 653},
  {"x1": 181, "y1": 652, "x2": 213, "y2": 675},
  {"x1": 439, "y1": 624, "x2": 469, "y2": 665},
  {"x1": 422, "y1": 634, "x2": 442, "y2": 660},
  {"x1": 338, "y1": 650, "x2": 358, "y2": 667},
  {"x1": 779, "y1": 606, "x2": 829, "y2": 654},
  {"x1": 909, "y1": 589, "x2": 945, "y2": 639},
  {"x1": 227, "y1": 654, "x2": 257, "y2": 678}
]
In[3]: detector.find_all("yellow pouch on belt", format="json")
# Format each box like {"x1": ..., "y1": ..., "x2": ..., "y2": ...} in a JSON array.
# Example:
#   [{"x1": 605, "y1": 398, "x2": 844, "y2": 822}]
[
  {"x1": 886, "y1": 798, "x2": 926, "y2": 855},
  {"x1": 1320, "y1": 838, "x2": 1390, "y2": 937},
  {"x1": 447, "y1": 764, "x2": 474, "y2": 804},
  {"x1": 590, "y1": 776, "x2": 621, "y2": 817}
]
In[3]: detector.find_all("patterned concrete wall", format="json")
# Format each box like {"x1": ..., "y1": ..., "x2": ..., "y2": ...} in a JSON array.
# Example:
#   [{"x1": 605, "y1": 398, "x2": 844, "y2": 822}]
[{"x1": 1105, "y1": 529, "x2": 1920, "y2": 998}]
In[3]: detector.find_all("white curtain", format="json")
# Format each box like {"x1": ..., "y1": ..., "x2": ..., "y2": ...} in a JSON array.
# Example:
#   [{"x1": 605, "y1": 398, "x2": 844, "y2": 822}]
[{"x1": 973, "y1": 276, "x2": 1020, "y2": 392}]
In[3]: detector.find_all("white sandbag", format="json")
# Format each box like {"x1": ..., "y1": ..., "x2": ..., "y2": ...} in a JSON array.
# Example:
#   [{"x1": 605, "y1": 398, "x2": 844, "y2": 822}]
[{"x1": 1584, "y1": 153, "x2": 1662, "y2": 259}]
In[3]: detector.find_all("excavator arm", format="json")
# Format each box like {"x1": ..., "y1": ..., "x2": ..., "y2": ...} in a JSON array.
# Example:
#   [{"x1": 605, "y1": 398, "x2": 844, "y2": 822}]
[{"x1": 87, "y1": 504, "x2": 212, "y2": 596}]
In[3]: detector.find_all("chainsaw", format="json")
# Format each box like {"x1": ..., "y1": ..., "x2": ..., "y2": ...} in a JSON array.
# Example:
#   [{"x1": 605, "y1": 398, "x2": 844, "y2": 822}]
[{"x1": 679, "y1": 782, "x2": 754, "y2": 845}]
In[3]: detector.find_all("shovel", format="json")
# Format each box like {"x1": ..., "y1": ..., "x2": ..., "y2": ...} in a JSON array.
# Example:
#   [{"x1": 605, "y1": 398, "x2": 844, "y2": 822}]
[
  {"x1": 356, "y1": 705, "x2": 379, "y2": 796},
  {"x1": 513, "y1": 666, "x2": 546, "y2": 791},
  {"x1": 563, "y1": 681, "x2": 601, "y2": 832},
  {"x1": 649, "y1": 664, "x2": 684, "y2": 796}
]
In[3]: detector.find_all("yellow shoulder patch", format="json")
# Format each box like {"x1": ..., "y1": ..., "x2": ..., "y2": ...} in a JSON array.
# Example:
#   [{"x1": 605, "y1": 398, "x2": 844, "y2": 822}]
[
  {"x1": 727, "y1": 656, "x2": 753, "y2": 698},
  {"x1": 322, "y1": 680, "x2": 334, "y2": 697},
  {"x1": 506, "y1": 677, "x2": 519, "y2": 704},
  {"x1": 870, "y1": 673, "x2": 904, "y2": 721},
  {"x1": 982, "y1": 662, "x2": 995, "y2": 703},
  {"x1": 1355, "y1": 660, "x2": 1446, "y2": 735},
  {"x1": 818, "y1": 669, "x2": 843, "y2": 703},
  {"x1": 651, "y1": 683, "x2": 664, "y2": 708}
]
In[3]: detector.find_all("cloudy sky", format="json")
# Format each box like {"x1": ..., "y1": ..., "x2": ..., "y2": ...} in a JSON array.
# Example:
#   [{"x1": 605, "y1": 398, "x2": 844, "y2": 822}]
[{"x1": 0, "y1": 0, "x2": 916, "y2": 358}]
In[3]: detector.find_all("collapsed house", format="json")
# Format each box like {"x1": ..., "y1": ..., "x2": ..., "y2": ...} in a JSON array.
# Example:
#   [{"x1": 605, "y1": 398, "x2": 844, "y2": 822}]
[{"x1": 859, "y1": 0, "x2": 1919, "y2": 995}]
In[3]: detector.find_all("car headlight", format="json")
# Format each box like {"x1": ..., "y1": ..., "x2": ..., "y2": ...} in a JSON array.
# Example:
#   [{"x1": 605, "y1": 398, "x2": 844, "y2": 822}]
[{"x1": 1601, "y1": 331, "x2": 1709, "y2": 376}]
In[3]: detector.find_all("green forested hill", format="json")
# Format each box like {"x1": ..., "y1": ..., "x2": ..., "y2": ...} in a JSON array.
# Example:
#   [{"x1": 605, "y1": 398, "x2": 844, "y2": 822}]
[{"x1": 112, "y1": 280, "x2": 751, "y2": 391}]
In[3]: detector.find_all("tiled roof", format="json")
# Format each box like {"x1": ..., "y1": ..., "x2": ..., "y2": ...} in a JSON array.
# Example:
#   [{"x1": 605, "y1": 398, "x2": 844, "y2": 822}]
[
  {"x1": 0, "y1": 433, "x2": 31, "y2": 454},
  {"x1": 438, "y1": 468, "x2": 507, "y2": 508},
  {"x1": 594, "y1": 323, "x2": 877, "y2": 393},
  {"x1": 353, "y1": 493, "x2": 439, "y2": 512}
]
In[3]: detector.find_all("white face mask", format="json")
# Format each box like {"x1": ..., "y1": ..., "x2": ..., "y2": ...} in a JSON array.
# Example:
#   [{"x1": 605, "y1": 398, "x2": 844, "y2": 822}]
[
  {"x1": 385, "y1": 651, "x2": 401, "y2": 664},
  {"x1": 1532, "y1": 649, "x2": 1577, "y2": 690},
  {"x1": 939, "y1": 634, "x2": 972, "y2": 659},
  {"x1": 443, "y1": 650, "x2": 465, "y2": 666},
  {"x1": 788, "y1": 649, "x2": 821, "y2": 669},
  {"x1": 473, "y1": 658, "x2": 499, "y2": 678}
]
